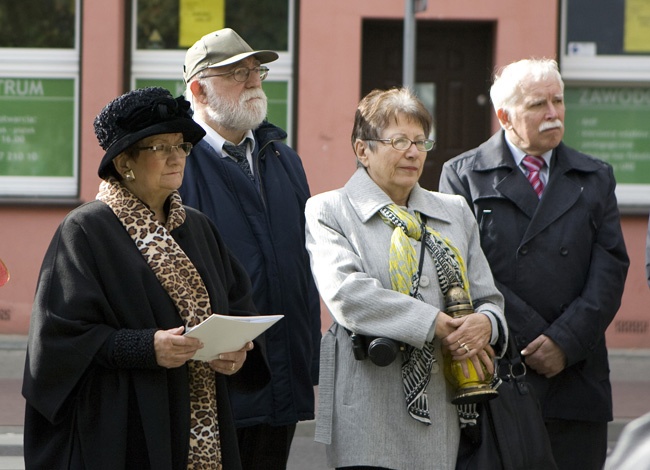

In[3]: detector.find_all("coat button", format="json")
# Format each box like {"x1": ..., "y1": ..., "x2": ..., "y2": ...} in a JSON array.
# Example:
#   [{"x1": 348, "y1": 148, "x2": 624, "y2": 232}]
[
  {"x1": 420, "y1": 276, "x2": 430, "y2": 287},
  {"x1": 560, "y1": 247, "x2": 569, "y2": 256},
  {"x1": 519, "y1": 245, "x2": 529, "y2": 255}
]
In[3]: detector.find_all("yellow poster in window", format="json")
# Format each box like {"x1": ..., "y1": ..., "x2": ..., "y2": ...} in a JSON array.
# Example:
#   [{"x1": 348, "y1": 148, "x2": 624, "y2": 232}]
[
  {"x1": 624, "y1": 0, "x2": 650, "y2": 52},
  {"x1": 179, "y1": 0, "x2": 225, "y2": 48}
]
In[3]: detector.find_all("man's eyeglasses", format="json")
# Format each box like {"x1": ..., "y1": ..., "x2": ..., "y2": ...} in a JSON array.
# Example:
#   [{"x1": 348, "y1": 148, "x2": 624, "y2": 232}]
[
  {"x1": 137, "y1": 142, "x2": 193, "y2": 158},
  {"x1": 202, "y1": 66, "x2": 270, "y2": 83},
  {"x1": 366, "y1": 137, "x2": 436, "y2": 152}
]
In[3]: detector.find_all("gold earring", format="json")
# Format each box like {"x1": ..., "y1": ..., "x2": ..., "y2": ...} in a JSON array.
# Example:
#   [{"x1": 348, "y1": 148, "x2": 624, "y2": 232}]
[{"x1": 124, "y1": 169, "x2": 135, "y2": 182}]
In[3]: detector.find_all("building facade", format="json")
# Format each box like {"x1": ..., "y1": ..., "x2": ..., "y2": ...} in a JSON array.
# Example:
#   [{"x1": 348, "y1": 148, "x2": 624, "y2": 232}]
[{"x1": 1, "y1": 0, "x2": 649, "y2": 348}]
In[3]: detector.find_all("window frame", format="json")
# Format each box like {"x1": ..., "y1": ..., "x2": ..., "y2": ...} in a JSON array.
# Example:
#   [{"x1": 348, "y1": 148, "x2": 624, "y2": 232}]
[
  {"x1": 0, "y1": 0, "x2": 81, "y2": 200},
  {"x1": 129, "y1": 0, "x2": 296, "y2": 145},
  {"x1": 560, "y1": 0, "x2": 650, "y2": 82}
]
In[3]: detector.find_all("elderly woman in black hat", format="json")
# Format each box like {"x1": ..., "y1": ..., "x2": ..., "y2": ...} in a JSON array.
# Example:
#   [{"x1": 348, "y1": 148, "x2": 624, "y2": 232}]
[{"x1": 22, "y1": 87, "x2": 269, "y2": 470}]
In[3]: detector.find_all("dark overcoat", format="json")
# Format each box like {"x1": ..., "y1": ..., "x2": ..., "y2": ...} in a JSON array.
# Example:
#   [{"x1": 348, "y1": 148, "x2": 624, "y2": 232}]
[
  {"x1": 180, "y1": 121, "x2": 321, "y2": 428},
  {"x1": 439, "y1": 131, "x2": 629, "y2": 422},
  {"x1": 22, "y1": 201, "x2": 269, "y2": 469}
]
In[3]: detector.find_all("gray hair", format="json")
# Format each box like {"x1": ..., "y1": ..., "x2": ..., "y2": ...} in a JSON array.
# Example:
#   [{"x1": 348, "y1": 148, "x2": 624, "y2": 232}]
[
  {"x1": 184, "y1": 70, "x2": 214, "y2": 110},
  {"x1": 490, "y1": 58, "x2": 564, "y2": 118}
]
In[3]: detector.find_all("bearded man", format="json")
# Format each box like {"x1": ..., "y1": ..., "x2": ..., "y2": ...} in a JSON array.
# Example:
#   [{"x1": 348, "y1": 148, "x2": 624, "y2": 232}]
[{"x1": 180, "y1": 29, "x2": 321, "y2": 470}]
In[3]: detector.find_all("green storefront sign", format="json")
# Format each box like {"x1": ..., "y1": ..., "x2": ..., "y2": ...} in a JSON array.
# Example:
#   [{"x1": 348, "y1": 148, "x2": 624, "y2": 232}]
[
  {"x1": 564, "y1": 86, "x2": 650, "y2": 185},
  {"x1": 0, "y1": 77, "x2": 75, "y2": 177}
]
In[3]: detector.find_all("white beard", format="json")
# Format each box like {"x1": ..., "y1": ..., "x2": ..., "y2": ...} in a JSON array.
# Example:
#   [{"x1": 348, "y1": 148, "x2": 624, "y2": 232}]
[{"x1": 204, "y1": 84, "x2": 268, "y2": 132}]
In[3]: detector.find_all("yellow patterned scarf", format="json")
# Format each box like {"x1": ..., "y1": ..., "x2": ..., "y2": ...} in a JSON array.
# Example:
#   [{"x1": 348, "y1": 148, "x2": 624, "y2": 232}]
[
  {"x1": 379, "y1": 204, "x2": 469, "y2": 424},
  {"x1": 97, "y1": 178, "x2": 222, "y2": 469}
]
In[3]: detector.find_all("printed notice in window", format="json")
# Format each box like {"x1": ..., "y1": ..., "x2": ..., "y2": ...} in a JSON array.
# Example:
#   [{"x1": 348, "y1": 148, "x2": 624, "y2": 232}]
[{"x1": 624, "y1": 0, "x2": 650, "y2": 53}]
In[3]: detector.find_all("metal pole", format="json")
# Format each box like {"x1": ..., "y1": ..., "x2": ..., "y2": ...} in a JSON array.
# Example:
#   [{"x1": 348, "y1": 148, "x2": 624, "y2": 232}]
[{"x1": 403, "y1": 0, "x2": 416, "y2": 89}]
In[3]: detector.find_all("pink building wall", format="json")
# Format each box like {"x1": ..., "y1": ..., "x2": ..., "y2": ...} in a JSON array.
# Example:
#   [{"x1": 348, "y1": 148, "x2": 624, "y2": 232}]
[
  {"x1": 0, "y1": 2, "x2": 125, "y2": 333},
  {"x1": 1, "y1": 0, "x2": 649, "y2": 348},
  {"x1": 297, "y1": 0, "x2": 561, "y2": 196}
]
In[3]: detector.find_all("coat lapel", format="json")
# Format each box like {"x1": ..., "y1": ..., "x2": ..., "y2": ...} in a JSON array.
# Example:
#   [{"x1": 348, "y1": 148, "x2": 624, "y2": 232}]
[
  {"x1": 496, "y1": 170, "x2": 540, "y2": 220},
  {"x1": 521, "y1": 143, "x2": 598, "y2": 243},
  {"x1": 475, "y1": 133, "x2": 600, "y2": 245},
  {"x1": 522, "y1": 156, "x2": 579, "y2": 242},
  {"x1": 475, "y1": 132, "x2": 539, "y2": 219},
  {"x1": 344, "y1": 168, "x2": 395, "y2": 222},
  {"x1": 344, "y1": 167, "x2": 453, "y2": 226}
]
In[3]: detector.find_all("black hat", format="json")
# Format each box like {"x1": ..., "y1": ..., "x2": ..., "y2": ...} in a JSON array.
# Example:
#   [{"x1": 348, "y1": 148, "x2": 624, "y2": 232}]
[{"x1": 94, "y1": 87, "x2": 206, "y2": 179}]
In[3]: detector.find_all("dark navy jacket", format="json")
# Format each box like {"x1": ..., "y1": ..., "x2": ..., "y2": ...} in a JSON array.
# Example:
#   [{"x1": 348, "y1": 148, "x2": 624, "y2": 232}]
[{"x1": 180, "y1": 121, "x2": 321, "y2": 427}]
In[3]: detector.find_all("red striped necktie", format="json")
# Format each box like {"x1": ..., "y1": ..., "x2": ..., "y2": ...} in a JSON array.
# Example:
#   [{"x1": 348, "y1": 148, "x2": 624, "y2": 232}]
[{"x1": 522, "y1": 155, "x2": 545, "y2": 198}]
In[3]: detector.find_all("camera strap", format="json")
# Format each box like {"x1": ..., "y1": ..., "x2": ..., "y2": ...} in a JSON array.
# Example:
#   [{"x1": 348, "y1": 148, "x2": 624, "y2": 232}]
[{"x1": 410, "y1": 215, "x2": 428, "y2": 299}]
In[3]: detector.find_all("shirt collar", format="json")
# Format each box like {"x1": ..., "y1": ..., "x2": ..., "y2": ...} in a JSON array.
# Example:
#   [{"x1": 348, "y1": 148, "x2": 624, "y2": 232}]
[
  {"x1": 192, "y1": 116, "x2": 256, "y2": 156},
  {"x1": 504, "y1": 132, "x2": 552, "y2": 168}
]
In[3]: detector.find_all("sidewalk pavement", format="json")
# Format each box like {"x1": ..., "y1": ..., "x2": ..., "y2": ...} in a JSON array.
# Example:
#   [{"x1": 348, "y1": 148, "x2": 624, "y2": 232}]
[{"x1": 1, "y1": 334, "x2": 649, "y2": 469}]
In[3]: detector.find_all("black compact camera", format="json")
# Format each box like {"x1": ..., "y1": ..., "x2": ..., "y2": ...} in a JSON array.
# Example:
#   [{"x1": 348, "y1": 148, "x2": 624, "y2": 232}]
[{"x1": 350, "y1": 333, "x2": 404, "y2": 367}]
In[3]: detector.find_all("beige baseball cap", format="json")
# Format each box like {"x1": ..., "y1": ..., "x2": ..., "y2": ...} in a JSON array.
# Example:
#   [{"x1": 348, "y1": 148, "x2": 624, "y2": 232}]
[{"x1": 183, "y1": 28, "x2": 279, "y2": 83}]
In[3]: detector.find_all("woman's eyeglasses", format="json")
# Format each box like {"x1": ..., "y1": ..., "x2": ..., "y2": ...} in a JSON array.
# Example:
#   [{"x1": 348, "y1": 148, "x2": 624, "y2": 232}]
[
  {"x1": 366, "y1": 137, "x2": 435, "y2": 152},
  {"x1": 137, "y1": 142, "x2": 193, "y2": 158}
]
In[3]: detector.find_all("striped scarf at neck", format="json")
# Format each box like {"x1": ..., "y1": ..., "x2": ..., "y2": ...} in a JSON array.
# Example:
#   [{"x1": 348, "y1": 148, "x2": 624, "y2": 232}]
[{"x1": 379, "y1": 204, "x2": 469, "y2": 425}]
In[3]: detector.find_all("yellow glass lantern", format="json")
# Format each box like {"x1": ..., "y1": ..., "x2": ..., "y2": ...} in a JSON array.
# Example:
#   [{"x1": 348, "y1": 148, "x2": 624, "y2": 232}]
[{"x1": 443, "y1": 284, "x2": 498, "y2": 405}]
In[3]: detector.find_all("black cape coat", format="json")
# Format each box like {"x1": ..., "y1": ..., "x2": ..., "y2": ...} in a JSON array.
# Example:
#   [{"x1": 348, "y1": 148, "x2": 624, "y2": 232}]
[{"x1": 22, "y1": 201, "x2": 269, "y2": 469}]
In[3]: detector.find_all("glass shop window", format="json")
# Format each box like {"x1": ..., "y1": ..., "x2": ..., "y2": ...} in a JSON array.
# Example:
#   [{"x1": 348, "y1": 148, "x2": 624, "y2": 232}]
[
  {"x1": 0, "y1": 0, "x2": 80, "y2": 199},
  {"x1": 136, "y1": 0, "x2": 289, "y2": 51},
  {"x1": 0, "y1": 0, "x2": 76, "y2": 48},
  {"x1": 131, "y1": 0, "x2": 295, "y2": 144}
]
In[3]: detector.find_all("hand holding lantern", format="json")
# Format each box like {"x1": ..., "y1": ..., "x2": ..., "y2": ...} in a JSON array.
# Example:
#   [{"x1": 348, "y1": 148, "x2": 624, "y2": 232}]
[{"x1": 442, "y1": 283, "x2": 498, "y2": 405}]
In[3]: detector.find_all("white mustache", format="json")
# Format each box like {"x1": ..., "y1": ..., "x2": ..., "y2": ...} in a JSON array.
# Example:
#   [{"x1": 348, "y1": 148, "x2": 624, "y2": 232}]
[
  {"x1": 241, "y1": 88, "x2": 266, "y2": 102},
  {"x1": 539, "y1": 120, "x2": 563, "y2": 132}
]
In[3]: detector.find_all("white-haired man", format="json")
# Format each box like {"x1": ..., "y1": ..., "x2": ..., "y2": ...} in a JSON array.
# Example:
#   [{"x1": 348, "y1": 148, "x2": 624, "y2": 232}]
[{"x1": 440, "y1": 58, "x2": 629, "y2": 470}]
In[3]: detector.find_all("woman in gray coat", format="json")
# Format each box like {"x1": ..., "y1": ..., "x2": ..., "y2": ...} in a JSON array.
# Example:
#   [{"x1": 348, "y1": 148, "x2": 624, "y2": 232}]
[{"x1": 305, "y1": 88, "x2": 507, "y2": 469}]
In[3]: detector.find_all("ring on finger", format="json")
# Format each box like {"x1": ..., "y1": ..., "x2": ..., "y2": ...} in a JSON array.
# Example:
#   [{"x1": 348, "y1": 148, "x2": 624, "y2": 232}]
[
  {"x1": 231, "y1": 362, "x2": 236, "y2": 371},
  {"x1": 463, "y1": 345, "x2": 471, "y2": 353}
]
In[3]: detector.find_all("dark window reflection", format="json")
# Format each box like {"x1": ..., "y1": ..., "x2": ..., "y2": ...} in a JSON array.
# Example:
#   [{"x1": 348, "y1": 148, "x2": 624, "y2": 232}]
[
  {"x1": 0, "y1": 0, "x2": 75, "y2": 48},
  {"x1": 137, "y1": 0, "x2": 288, "y2": 51}
]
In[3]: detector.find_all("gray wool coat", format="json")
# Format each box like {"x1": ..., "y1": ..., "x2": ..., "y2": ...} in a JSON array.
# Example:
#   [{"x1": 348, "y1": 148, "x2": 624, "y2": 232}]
[{"x1": 305, "y1": 168, "x2": 506, "y2": 470}]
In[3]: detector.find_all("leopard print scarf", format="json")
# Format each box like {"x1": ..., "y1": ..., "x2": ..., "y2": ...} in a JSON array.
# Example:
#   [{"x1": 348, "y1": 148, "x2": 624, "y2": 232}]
[{"x1": 97, "y1": 177, "x2": 222, "y2": 469}]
